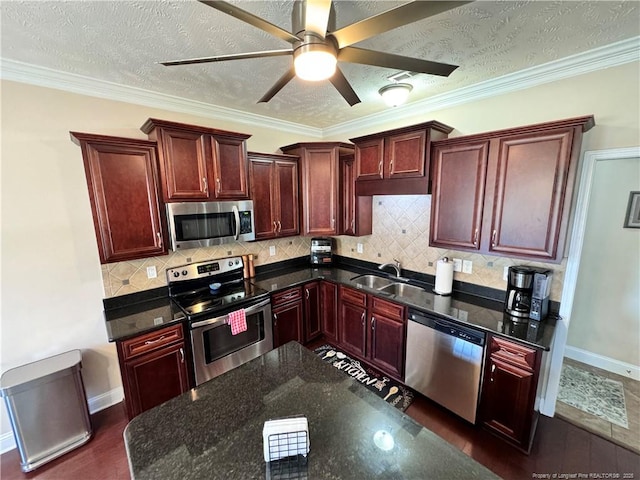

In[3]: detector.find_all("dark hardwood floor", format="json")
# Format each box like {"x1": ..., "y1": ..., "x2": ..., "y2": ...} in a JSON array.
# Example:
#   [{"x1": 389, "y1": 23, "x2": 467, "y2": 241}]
[{"x1": 2, "y1": 349, "x2": 639, "y2": 479}]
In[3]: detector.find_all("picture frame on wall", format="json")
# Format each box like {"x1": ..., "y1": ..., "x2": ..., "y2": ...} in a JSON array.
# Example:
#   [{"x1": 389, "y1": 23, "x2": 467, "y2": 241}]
[{"x1": 623, "y1": 191, "x2": 640, "y2": 228}]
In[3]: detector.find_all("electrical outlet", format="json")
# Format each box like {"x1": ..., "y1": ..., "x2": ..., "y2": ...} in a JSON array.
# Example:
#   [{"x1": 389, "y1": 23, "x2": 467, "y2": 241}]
[
  {"x1": 503, "y1": 266, "x2": 510, "y2": 281},
  {"x1": 153, "y1": 317, "x2": 163, "y2": 326},
  {"x1": 458, "y1": 310, "x2": 468, "y2": 322},
  {"x1": 146, "y1": 266, "x2": 157, "y2": 279},
  {"x1": 269, "y1": 246, "x2": 276, "y2": 256},
  {"x1": 357, "y1": 243, "x2": 364, "y2": 254},
  {"x1": 462, "y1": 260, "x2": 473, "y2": 274},
  {"x1": 452, "y1": 258, "x2": 462, "y2": 272}
]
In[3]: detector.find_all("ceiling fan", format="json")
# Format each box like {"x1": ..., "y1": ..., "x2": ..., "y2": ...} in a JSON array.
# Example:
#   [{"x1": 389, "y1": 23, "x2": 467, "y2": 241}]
[{"x1": 160, "y1": 0, "x2": 472, "y2": 106}]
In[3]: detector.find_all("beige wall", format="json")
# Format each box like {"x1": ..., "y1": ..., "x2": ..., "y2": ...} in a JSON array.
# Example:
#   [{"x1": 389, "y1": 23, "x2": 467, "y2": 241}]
[{"x1": 1, "y1": 60, "x2": 639, "y2": 443}]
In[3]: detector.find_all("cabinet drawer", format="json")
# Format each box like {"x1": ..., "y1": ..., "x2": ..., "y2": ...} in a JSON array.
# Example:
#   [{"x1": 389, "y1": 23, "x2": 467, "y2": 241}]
[
  {"x1": 339, "y1": 286, "x2": 367, "y2": 307},
  {"x1": 272, "y1": 286, "x2": 303, "y2": 307},
  {"x1": 371, "y1": 296, "x2": 405, "y2": 322},
  {"x1": 121, "y1": 324, "x2": 184, "y2": 361},
  {"x1": 490, "y1": 336, "x2": 537, "y2": 371}
]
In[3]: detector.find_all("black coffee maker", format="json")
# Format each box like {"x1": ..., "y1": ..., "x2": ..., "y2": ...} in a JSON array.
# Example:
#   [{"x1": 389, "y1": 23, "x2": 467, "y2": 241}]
[{"x1": 505, "y1": 266, "x2": 535, "y2": 319}]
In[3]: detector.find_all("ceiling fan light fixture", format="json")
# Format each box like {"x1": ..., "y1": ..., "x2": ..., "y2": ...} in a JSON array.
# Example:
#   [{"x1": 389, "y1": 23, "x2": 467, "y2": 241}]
[
  {"x1": 294, "y1": 40, "x2": 337, "y2": 81},
  {"x1": 378, "y1": 83, "x2": 413, "y2": 107}
]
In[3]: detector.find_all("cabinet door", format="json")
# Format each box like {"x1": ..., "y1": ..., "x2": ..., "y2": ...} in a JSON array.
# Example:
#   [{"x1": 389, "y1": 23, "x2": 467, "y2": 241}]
[
  {"x1": 341, "y1": 156, "x2": 372, "y2": 236},
  {"x1": 320, "y1": 281, "x2": 338, "y2": 343},
  {"x1": 481, "y1": 356, "x2": 534, "y2": 447},
  {"x1": 301, "y1": 148, "x2": 338, "y2": 235},
  {"x1": 338, "y1": 300, "x2": 367, "y2": 358},
  {"x1": 211, "y1": 135, "x2": 249, "y2": 199},
  {"x1": 386, "y1": 129, "x2": 427, "y2": 178},
  {"x1": 275, "y1": 159, "x2": 299, "y2": 237},
  {"x1": 430, "y1": 142, "x2": 489, "y2": 250},
  {"x1": 72, "y1": 133, "x2": 166, "y2": 264},
  {"x1": 485, "y1": 130, "x2": 574, "y2": 260},
  {"x1": 123, "y1": 342, "x2": 189, "y2": 419},
  {"x1": 303, "y1": 282, "x2": 322, "y2": 343},
  {"x1": 355, "y1": 138, "x2": 384, "y2": 180},
  {"x1": 159, "y1": 128, "x2": 210, "y2": 200},
  {"x1": 249, "y1": 158, "x2": 277, "y2": 240},
  {"x1": 369, "y1": 313, "x2": 405, "y2": 379},
  {"x1": 272, "y1": 301, "x2": 303, "y2": 347}
]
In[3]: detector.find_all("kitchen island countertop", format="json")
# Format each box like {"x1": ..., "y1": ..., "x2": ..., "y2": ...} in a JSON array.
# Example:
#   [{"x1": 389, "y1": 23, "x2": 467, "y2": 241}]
[{"x1": 124, "y1": 341, "x2": 500, "y2": 480}]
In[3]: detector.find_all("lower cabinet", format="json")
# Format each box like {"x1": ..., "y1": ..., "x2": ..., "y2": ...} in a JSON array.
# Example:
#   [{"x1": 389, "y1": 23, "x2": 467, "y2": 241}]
[
  {"x1": 338, "y1": 286, "x2": 406, "y2": 379},
  {"x1": 272, "y1": 287, "x2": 303, "y2": 348},
  {"x1": 479, "y1": 335, "x2": 542, "y2": 452},
  {"x1": 303, "y1": 281, "x2": 322, "y2": 343},
  {"x1": 116, "y1": 323, "x2": 190, "y2": 420},
  {"x1": 320, "y1": 281, "x2": 338, "y2": 343}
]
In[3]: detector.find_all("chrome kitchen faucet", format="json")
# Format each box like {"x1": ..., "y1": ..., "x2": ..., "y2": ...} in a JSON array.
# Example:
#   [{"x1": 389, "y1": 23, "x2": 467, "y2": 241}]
[{"x1": 378, "y1": 260, "x2": 402, "y2": 277}]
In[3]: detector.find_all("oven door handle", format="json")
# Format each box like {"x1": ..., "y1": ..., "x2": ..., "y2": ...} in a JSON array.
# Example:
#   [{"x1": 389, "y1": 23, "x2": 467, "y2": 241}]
[
  {"x1": 232, "y1": 205, "x2": 240, "y2": 241},
  {"x1": 190, "y1": 298, "x2": 271, "y2": 329}
]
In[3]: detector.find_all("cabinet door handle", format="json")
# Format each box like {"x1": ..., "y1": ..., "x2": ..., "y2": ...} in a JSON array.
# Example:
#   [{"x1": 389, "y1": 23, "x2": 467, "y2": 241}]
[
  {"x1": 378, "y1": 160, "x2": 383, "y2": 177},
  {"x1": 351, "y1": 220, "x2": 355, "y2": 232},
  {"x1": 305, "y1": 288, "x2": 310, "y2": 299},
  {"x1": 156, "y1": 231, "x2": 163, "y2": 249},
  {"x1": 281, "y1": 293, "x2": 296, "y2": 300},
  {"x1": 361, "y1": 312, "x2": 365, "y2": 326},
  {"x1": 216, "y1": 177, "x2": 221, "y2": 194},
  {"x1": 273, "y1": 313, "x2": 278, "y2": 325},
  {"x1": 389, "y1": 159, "x2": 393, "y2": 173},
  {"x1": 202, "y1": 177, "x2": 208, "y2": 194},
  {"x1": 473, "y1": 228, "x2": 478, "y2": 246},
  {"x1": 490, "y1": 363, "x2": 496, "y2": 382},
  {"x1": 277, "y1": 221, "x2": 282, "y2": 233},
  {"x1": 491, "y1": 230, "x2": 497, "y2": 248},
  {"x1": 179, "y1": 347, "x2": 184, "y2": 363},
  {"x1": 371, "y1": 317, "x2": 375, "y2": 330},
  {"x1": 144, "y1": 335, "x2": 165, "y2": 345},
  {"x1": 273, "y1": 221, "x2": 278, "y2": 233}
]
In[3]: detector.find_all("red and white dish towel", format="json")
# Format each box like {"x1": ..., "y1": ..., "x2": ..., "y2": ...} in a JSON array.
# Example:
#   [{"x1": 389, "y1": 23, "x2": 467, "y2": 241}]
[{"x1": 228, "y1": 309, "x2": 247, "y2": 335}]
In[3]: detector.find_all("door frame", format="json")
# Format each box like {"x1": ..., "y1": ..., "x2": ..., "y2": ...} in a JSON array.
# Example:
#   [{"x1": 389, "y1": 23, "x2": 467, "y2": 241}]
[{"x1": 539, "y1": 146, "x2": 640, "y2": 416}]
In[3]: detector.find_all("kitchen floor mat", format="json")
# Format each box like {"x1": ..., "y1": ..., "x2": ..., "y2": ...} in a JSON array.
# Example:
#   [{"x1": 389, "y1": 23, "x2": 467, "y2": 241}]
[
  {"x1": 558, "y1": 363, "x2": 628, "y2": 428},
  {"x1": 314, "y1": 344, "x2": 413, "y2": 411}
]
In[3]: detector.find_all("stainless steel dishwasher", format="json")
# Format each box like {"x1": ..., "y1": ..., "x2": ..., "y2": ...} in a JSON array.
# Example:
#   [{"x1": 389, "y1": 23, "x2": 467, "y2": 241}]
[{"x1": 405, "y1": 309, "x2": 486, "y2": 424}]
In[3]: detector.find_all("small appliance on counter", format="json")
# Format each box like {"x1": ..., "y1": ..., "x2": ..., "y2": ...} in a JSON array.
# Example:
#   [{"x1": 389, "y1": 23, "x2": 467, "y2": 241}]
[
  {"x1": 310, "y1": 237, "x2": 334, "y2": 266},
  {"x1": 529, "y1": 269, "x2": 553, "y2": 321},
  {"x1": 504, "y1": 266, "x2": 535, "y2": 319}
]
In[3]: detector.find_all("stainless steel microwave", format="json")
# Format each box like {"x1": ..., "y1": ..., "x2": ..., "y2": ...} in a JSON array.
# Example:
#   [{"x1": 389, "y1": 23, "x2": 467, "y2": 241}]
[{"x1": 166, "y1": 201, "x2": 255, "y2": 251}]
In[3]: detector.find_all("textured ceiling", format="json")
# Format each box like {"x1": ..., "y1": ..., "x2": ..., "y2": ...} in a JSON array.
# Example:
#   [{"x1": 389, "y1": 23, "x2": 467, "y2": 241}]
[{"x1": 1, "y1": 1, "x2": 639, "y2": 128}]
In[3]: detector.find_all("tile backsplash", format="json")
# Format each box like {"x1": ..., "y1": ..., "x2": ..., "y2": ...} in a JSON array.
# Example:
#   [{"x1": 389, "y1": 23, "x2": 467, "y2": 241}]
[{"x1": 102, "y1": 195, "x2": 566, "y2": 301}]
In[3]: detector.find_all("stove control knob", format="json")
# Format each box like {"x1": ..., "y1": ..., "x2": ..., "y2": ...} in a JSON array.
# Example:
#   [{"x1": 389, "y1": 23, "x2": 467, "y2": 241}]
[
  {"x1": 228, "y1": 261, "x2": 233, "y2": 267},
  {"x1": 173, "y1": 272, "x2": 180, "y2": 278},
  {"x1": 235, "y1": 260, "x2": 240, "y2": 265},
  {"x1": 182, "y1": 270, "x2": 188, "y2": 276}
]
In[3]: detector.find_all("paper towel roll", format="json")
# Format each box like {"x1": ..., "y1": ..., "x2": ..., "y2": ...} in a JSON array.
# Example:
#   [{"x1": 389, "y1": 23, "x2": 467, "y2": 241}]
[{"x1": 434, "y1": 258, "x2": 453, "y2": 295}]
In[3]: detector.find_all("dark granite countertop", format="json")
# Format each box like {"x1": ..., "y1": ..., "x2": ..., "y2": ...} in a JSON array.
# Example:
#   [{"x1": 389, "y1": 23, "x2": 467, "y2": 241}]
[
  {"x1": 124, "y1": 341, "x2": 500, "y2": 480},
  {"x1": 104, "y1": 261, "x2": 556, "y2": 350},
  {"x1": 252, "y1": 265, "x2": 556, "y2": 351}
]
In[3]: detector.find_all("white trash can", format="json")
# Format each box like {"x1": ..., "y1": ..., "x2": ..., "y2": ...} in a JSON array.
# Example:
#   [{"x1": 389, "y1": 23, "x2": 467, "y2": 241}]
[{"x1": 0, "y1": 349, "x2": 93, "y2": 472}]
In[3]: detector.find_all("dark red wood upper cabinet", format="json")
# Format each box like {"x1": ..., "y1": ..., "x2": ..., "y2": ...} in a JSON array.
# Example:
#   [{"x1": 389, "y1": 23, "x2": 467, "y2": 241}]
[
  {"x1": 385, "y1": 129, "x2": 427, "y2": 179},
  {"x1": 70, "y1": 132, "x2": 166, "y2": 264},
  {"x1": 429, "y1": 115, "x2": 594, "y2": 262},
  {"x1": 141, "y1": 118, "x2": 251, "y2": 202},
  {"x1": 340, "y1": 155, "x2": 373, "y2": 237},
  {"x1": 354, "y1": 138, "x2": 384, "y2": 180}
]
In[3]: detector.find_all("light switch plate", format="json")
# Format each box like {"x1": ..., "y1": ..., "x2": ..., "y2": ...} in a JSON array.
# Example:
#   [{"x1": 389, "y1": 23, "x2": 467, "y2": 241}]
[
  {"x1": 462, "y1": 260, "x2": 473, "y2": 274},
  {"x1": 357, "y1": 243, "x2": 364, "y2": 254},
  {"x1": 269, "y1": 246, "x2": 276, "y2": 256},
  {"x1": 452, "y1": 258, "x2": 462, "y2": 272},
  {"x1": 503, "y1": 266, "x2": 510, "y2": 281}
]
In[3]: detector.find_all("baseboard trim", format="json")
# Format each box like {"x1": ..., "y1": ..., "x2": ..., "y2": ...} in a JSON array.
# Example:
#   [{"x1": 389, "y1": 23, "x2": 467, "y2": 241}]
[
  {"x1": 0, "y1": 387, "x2": 124, "y2": 455},
  {"x1": 564, "y1": 346, "x2": 640, "y2": 381}
]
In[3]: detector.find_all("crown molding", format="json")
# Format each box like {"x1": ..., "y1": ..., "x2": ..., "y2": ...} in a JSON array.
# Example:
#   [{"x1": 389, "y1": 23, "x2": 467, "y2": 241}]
[
  {"x1": 0, "y1": 59, "x2": 323, "y2": 139},
  {"x1": 323, "y1": 36, "x2": 640, "y2": 138},
  {"x1": 1, "y1": 36, "x2": 638, "y2": 139}
]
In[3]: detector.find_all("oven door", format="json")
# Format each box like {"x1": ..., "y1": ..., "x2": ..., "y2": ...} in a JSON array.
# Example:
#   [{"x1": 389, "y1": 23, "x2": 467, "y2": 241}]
[
  {"x1": 167, "y1": 201, "x2": 255, "y2": 251},
  {"x1": 190, "y1": 298, "x2": 272, "y2": 386}
]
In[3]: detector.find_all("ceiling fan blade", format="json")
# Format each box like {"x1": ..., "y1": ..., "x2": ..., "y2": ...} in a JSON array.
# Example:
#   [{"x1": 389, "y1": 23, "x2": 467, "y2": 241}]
[
  {"x1": 199, "y1": 0, "x2": 300, "y2": 45},
  {"x1": 304, "y1": 0, "x2": 332, "y2": 38},
  {"x1": 160, "y1": 49, "x2": 292, "y2": 67},
  {"x1": 258, "y1": 67, "x2": 296, "y2": 103},
  {"x1": 330, "y1": 1, "x2": 473, "y2": 49},
  {"x1": 329, "y1": 67, "x2": 361, "y2": 106},
  {"x1": 339, "y1": 46, "x2": 458, "y2": 77}
]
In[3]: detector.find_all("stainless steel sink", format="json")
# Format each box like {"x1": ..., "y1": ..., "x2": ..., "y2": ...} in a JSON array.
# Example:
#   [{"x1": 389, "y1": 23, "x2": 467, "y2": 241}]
[
  {"x1": 351, "y1": 274, "x2": 394, "y2": 290},
  {"x1": 378, "y1": 282, "x2": 426, "y2": 296}
]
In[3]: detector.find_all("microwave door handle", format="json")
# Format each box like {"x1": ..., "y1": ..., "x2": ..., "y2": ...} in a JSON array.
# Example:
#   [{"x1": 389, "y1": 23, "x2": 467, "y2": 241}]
[{"x1": 232, "y1": 205, "x2": 240, "y2": 240}]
